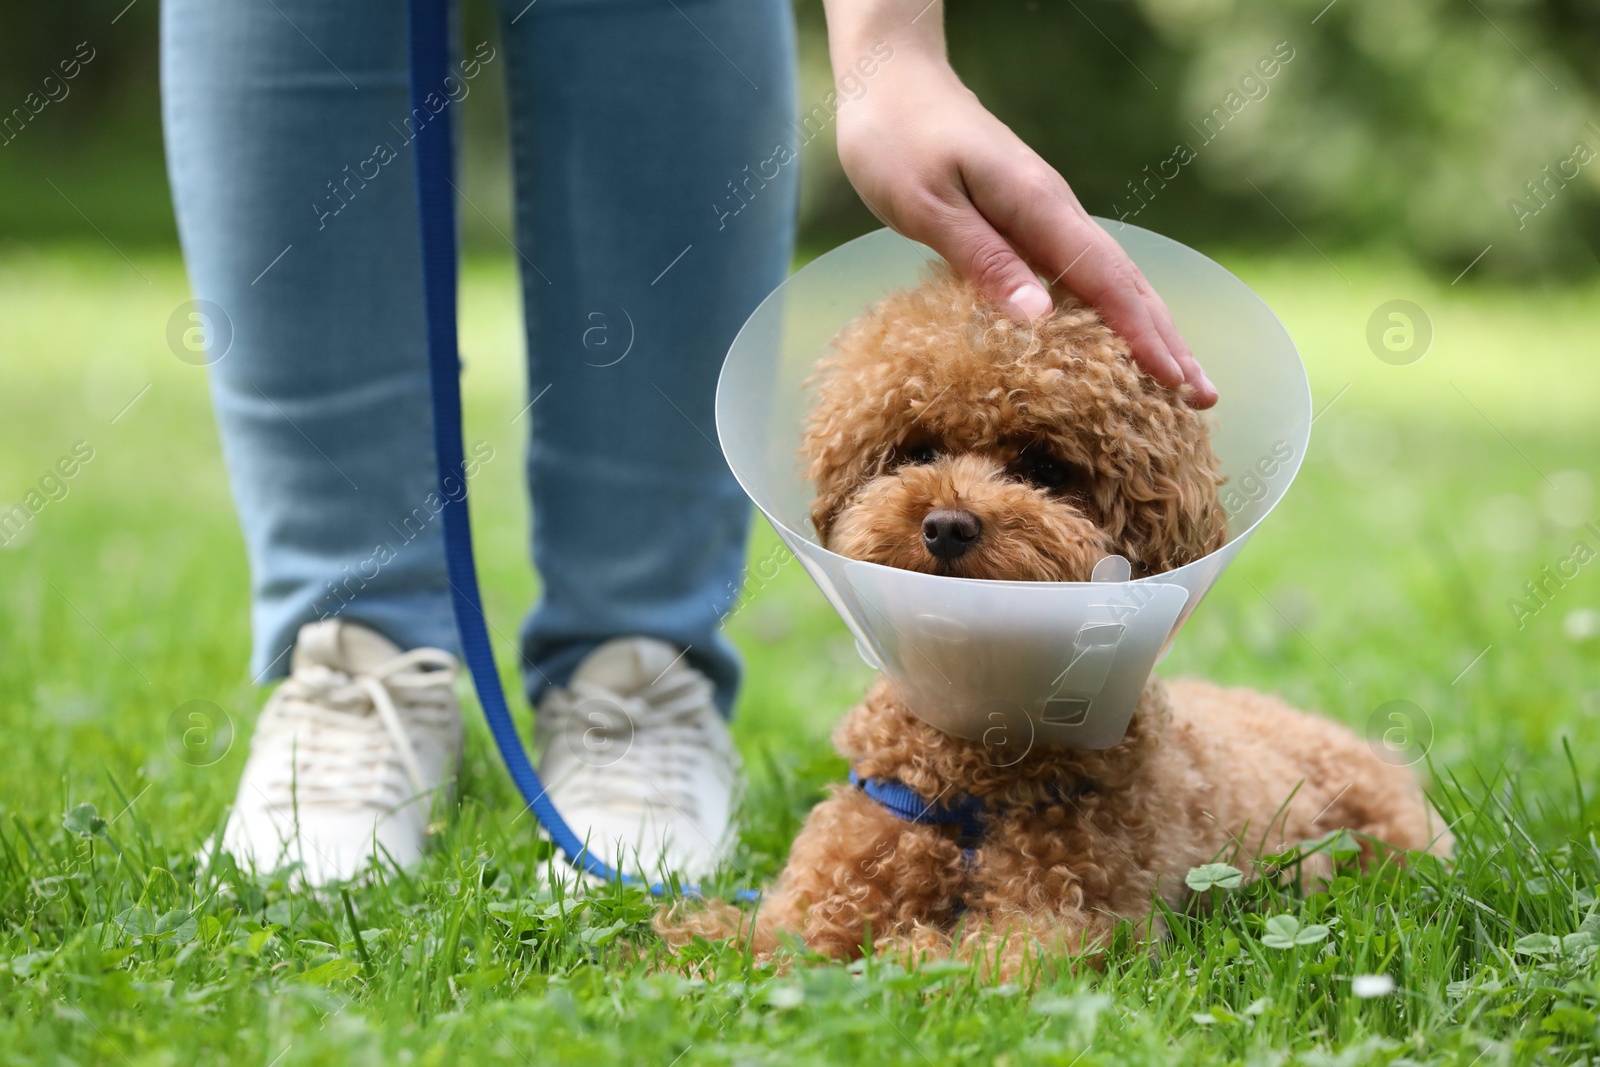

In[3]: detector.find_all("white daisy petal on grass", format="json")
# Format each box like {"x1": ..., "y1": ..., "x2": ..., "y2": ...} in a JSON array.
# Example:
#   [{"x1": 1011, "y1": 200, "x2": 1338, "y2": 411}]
[{"x1": 1351, "y1": 974, "x2": 1396, "y2": 998}]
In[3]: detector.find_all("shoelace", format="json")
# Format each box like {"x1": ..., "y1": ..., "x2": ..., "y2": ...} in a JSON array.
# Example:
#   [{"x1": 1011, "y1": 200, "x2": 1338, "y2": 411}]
[
  {"x1": 255, "y1": 648, "x2": 459, "y2": 811},
  {"x1": 543, "y1": 670, "x2": 730, "y2": 818}
]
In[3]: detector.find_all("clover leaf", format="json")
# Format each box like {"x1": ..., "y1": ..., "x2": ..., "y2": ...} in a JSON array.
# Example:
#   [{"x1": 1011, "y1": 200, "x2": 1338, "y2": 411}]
[
  {"x1": 1185, "y1": 863, "x2": 1244, "y2": 892},
  {"x1": 1261, "y1": 914, "x2": 1330, "y2": 949},
  {"x1": 62, "y1": 803, "x2": 106, "y2": 839}
]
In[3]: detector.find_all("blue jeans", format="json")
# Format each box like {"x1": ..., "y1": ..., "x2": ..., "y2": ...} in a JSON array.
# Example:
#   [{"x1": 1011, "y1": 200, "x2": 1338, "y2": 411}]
[{"x1": 161, "y1": 0, "x2": 797, "y2": 713}]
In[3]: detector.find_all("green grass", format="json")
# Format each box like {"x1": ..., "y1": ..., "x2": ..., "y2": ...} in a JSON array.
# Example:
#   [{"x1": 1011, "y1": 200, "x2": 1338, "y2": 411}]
[{"x1": 2, "y1": 243, "x2": 1599, "y2": 1065}]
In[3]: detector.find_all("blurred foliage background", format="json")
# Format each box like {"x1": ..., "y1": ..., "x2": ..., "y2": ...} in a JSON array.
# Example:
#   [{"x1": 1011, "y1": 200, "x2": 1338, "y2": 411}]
[{"x1": 2, "y1": 0, "x2": 1596, "y2": 277}]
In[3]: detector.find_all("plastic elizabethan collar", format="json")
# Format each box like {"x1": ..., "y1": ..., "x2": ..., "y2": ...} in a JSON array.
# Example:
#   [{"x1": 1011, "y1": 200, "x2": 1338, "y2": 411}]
[{"x1": 716, "y1": 223, "x2": 1311, "y2": 751}]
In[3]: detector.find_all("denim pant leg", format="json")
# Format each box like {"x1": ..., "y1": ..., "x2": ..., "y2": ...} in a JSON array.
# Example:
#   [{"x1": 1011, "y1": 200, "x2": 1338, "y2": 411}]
[
  {"x1": 500, "y1": 0, "x2": 798, "y2": 715},
  {"x1": 161, "y1": 0, "x2": 458, "y2": 679}
]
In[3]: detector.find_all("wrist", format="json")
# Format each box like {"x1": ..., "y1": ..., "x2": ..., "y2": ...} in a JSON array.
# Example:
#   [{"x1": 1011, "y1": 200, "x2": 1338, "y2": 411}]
[
  {"x1": 836, "y1": 44, "x2": 955, "y2": 109},
  {"x1": 823, "y1": 0, "x2": 948, "y2": 82}
]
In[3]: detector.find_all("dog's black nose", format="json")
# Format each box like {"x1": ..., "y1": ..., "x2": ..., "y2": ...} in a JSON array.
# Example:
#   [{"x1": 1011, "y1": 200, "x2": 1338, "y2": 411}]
[{"x1": 922, "y1": 508, "x2": 982, "y2": 561}]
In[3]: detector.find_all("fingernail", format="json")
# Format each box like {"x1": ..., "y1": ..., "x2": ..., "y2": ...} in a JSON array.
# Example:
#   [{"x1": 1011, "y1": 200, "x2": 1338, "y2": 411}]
[
  {"x1": 1200, "y1": 371, "x2": 1216, "y2": 395},
  {"x1": 1006, "y1": 283, "x2": 1052, "y2": 321}
]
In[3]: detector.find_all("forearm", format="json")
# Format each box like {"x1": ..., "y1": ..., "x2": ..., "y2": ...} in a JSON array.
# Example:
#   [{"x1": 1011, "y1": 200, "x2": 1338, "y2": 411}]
[{"x1": 821, "y1": 0, "x2": 948, "y2": 79}]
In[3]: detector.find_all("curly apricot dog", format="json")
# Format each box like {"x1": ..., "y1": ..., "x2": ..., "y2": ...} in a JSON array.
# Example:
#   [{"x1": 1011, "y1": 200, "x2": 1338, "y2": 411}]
[{"x1": 664, "y1": 268, "x2": 1449, "y2": 976}]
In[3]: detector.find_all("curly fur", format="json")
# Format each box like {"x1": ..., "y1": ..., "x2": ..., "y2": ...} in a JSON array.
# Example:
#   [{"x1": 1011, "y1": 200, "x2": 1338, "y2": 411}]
[{"x1": 659, "y1": 267, "x2": 1450, "y2": 979}]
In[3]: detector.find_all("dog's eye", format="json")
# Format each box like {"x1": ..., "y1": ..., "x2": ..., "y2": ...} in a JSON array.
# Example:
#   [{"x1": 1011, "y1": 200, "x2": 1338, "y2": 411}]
[
  {"x1": 1011, "y1": 454, "x2": 1079, "y2": 492},
  {"x1": 900, "y1": 443, "x2": 939, "y2": 466}
]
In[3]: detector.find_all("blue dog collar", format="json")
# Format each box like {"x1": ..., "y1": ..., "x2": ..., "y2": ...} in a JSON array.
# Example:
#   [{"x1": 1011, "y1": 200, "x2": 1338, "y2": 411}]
[
  {"x1": 848, "y1": 767, "x2": 1099, "y2": 869},
  {"x1": 848, "y1": 767, "x2": 989, "y2": 845}
]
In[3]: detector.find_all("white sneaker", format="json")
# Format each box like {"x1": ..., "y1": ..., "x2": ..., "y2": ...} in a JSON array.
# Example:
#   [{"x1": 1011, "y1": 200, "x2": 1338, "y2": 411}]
[
  {"x1": 219, "y1": 619, "x2": 462, "y2": 885},
  {"x1": 536, "y1": 637, "x2": 739, "y2": 885}
]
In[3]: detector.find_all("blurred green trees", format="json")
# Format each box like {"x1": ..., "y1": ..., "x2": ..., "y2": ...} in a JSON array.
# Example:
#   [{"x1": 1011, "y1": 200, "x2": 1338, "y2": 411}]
[
  {"x1": 929, "y1": 0, "x2": 1600, "y2": 276},
  {"x1": 2, "y1": 0, "x2": 1595, "y2": 276}
]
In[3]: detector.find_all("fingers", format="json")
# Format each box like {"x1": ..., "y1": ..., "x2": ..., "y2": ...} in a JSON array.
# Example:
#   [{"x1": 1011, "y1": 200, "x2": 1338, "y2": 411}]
[
  {"x1": 985, "y1": 178, "x2": 1216, "y2": 407},
  {"x1": 870, "y1": 121, "x2": 1216, "y2": 404},
  {"x1": 911, "y1": 201, "x2": 1055, "y2": 322},
  {"x1": 1024, "y1": 211, "x2": 1209, "y2": 406},
  {"x1": 928, "y1": 198, "x2": 1217, "y2": 407},
  {"x1": 1062, "y1": 245, "x2": 1186, "y2": 390},
  {"x1": 1143, "y1": 285, "x2": 1217, "y2": 408}
]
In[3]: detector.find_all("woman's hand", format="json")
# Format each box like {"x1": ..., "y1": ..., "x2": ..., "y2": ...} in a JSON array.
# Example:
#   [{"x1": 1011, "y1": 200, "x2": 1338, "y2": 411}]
[{"x1": 821, "y1": 2, "x2": 1216, "y2": 407}]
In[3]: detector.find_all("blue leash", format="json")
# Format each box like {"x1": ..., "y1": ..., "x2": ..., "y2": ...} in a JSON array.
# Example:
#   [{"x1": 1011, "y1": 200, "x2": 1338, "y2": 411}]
[{"x1": 405, "y1": 0, "x2": 711, "y2": 897}]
